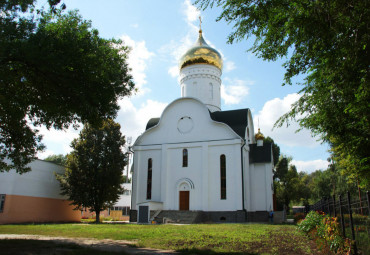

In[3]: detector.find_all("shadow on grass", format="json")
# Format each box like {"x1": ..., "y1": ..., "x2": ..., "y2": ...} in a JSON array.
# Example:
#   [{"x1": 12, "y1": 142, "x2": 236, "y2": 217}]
[
  {"x1": 0, "y1": 239, "x2": 126, "y2": 255},
  {"x1": 176, "y1": 248, "x2": 258, "y2": 255}
]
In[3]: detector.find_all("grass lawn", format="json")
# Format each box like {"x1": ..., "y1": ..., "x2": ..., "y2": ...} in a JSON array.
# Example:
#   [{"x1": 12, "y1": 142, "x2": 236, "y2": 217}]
[{"x1": 0, "y1": 223, "x2": 321, "y2": 254}]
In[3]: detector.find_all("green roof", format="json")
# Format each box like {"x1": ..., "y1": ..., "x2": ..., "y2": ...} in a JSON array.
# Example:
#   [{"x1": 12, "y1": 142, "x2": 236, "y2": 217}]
[
  {"x1": 249, "y1": 143, "x2": 272, "y2": 163},
  {"x1": 210, "y1": 109, "x2": 249, "y2": 138}
]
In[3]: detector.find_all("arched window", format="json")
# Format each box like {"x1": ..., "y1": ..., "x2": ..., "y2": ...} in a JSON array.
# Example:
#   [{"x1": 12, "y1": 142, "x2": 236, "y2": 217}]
[
  {"x1": 183, "y1": 149, "x2": 188, "y2": 167},
  {"x1": 146, "y1": 158, "x2": 152, "y2": 200},
  {"x1": 220, "y1": 154, "x2": 226, "y2": 199},
  {"x1": 181, "y1": 86, "x2": 185, "y2": 97},
  {"x1": 209, "y1": 83, "x2": 213, "y2": 99}
]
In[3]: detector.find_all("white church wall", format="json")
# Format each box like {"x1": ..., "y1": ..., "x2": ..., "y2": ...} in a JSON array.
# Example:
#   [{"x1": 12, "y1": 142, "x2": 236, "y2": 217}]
[
  {"x1": 208, "y1": 143, "x2": 243, "y2": 211},
  {"x1": 131, "y1": 148, "x2": 162, "y2": 209},
  {"x1": 249, "y1": 163, "x2": 273, "y2": 211},
  {"x1": 166, "y1": 145, "x2": 203, "y2": 210},
  {"x1": 243, "y1": 146, "x2": 252, "y2": 211}
]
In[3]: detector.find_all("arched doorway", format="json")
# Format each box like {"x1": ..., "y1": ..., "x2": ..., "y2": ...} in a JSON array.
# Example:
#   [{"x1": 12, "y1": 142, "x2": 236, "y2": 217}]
[{"x1": 179, "y1": 182, "x2": 190, "y2": 211}]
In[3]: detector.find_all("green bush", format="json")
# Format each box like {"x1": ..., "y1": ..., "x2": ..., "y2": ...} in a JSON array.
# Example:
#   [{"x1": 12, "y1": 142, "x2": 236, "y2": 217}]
[
  {"x1": 298, "y1": 211, "x2": 351, "y2": 254},
  {"x1": 297, "y1": 211, "x2": 324, "y2": 234}
]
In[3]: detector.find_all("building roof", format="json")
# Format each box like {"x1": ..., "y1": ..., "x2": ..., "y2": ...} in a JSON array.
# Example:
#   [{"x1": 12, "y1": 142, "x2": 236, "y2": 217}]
[
  {"x1": 249, "y1": 143, "x2": 272, "y2": 163},
  {"x1": 145, "y1": 118, "x2": 160, "y2": 130},
  {"x1": 209, "y1": 109, "x2": 249, "y2": 138},
  {"x1": 145, "y1": 108, "x2": 249, "y2": 139}
]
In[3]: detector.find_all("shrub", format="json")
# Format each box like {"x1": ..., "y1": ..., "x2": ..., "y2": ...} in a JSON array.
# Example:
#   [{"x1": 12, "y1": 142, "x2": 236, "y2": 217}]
[
  {"x1": 297, "y1": 211, "x2": 324, "y2": 234},
  {"x1": 298, "y1": 211, "x2": 351, "y2": 254}
]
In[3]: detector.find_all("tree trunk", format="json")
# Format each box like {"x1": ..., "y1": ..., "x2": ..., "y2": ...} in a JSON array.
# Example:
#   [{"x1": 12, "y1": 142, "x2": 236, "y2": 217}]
[{"x1": 96, "y1": 210, "x2": 100, "y2": 223}]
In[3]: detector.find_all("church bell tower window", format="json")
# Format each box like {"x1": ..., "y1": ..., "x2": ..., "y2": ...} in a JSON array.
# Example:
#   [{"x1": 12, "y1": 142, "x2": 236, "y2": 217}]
[
  {"x1": 220, "y1": 154, "x2": 226, "y2": 199},
  {"x1": 209, "y1": 83, "x2": 213, "y2": 99},
  {"x1": 146, "y1": 158, "x2": 152, "y2": 200},
  {"x1": 182, "y1": 149, "x2": 188, "y2": 167}
]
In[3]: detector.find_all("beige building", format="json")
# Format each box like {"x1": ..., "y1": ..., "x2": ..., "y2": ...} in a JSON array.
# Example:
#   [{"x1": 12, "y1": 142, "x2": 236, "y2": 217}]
[{"x1": 0, "y1": 159, "x2": 80, "y2": 224}]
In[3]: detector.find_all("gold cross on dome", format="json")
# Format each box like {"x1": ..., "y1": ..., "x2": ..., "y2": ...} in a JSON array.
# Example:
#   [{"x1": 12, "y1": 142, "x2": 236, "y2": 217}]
[{"x1": 199, "y1": 16, "x2": 202, "y2": 31}]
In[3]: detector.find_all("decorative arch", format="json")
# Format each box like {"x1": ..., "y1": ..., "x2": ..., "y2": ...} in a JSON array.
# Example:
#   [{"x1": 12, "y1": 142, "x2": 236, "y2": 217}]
[{"x1": 175, "y1": 178, "x2": 195, "y2": 190}]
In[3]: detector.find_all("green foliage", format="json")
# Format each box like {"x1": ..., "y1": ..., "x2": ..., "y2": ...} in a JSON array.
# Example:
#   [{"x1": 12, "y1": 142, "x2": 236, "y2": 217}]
[
  {"x1": 298, "y1": 211, "x2": 351, "y2": 254},
  {"x1": 264, "y1": 136, "x2": 280, "y2": 166},
  {"x1": 56, "y1": 119, "x2": 126, "y2": 223},
  {"x1": 274, "y1": 156, "x2": 308, "y2": 211},
  {"x1": 298, "y1": 211, "x2": 324, "y2": 234},
  {"x1": 44, "y1": 154, "x2": 67, "y2": 166},
  {"x1": 0, "y1": 1, "x2": 134, "y2": 174},
  {"x1": 196, "y1": 0, "x2": 370, "y2": 187}
]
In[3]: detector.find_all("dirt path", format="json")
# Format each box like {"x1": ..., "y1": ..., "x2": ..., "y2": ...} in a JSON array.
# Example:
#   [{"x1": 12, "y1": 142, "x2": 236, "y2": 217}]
[{"x1": 0, "y1": 234, "x2": 179, "y2": 254}]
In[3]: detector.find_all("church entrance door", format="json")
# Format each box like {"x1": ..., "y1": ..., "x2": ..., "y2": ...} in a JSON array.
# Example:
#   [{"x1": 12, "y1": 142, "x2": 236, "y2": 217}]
[{"x1": 179, "y1": 191, "x2": 189, "y2": 210}]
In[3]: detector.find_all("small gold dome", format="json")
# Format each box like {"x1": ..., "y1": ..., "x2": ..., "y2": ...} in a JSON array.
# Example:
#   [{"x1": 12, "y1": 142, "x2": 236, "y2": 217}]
[
  {"x1": 255, "y1": 128, "x2": 265, "y2": 140},
  {"x1": 179, "y1": 30, "x2": 223, "y2": 70}
]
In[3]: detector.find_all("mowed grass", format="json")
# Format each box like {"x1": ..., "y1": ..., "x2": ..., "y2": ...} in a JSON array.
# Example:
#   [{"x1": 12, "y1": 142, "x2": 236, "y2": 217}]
[{"x1": 0, "y1": 223, "x2": 318, "y2": 254}]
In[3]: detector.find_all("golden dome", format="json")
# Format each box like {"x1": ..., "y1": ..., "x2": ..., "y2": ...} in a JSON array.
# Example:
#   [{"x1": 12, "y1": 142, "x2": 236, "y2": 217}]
[
  {"x1": 255, "y1": 128, "x2": 265, "y2": 140},
  {"x1": 179, "y1": 30, "x2": 223, "y2": 70}
]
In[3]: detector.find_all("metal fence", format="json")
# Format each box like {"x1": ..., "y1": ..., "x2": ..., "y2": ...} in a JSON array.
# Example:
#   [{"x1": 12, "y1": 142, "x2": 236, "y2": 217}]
[{"x1": 309, "y1": 191, "x2": 370, "y2": 255}]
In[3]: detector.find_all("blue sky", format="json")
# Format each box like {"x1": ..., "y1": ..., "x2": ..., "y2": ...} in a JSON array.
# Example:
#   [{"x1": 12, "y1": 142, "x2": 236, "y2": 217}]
[{"x1": 37, "y1": 0, "x2": 330, "y2": 173}]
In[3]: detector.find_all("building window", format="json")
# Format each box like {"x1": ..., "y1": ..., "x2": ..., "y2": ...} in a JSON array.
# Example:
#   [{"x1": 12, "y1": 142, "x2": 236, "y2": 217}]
[
  {"x1": 183, "y1": 149, "x2": 188, "y2": 167},
  {"x1": 146, "y1": 158, "x2": 152, "y2": 200},
  {"x1": 111, "y1": 206, "x2": 130, "y2": 216},
  {"x1": 0, "y1": 194, "x2": 5, "y2": 213},
  {"x1": 209, "y1": 83, "x2": 213, "y2": 99},
  {"x1": 181, "y1": 86, "x2": 185, "y2": 97},
  {"x1": 220, "y1": 155, "x2": 226, "y2": 200}
]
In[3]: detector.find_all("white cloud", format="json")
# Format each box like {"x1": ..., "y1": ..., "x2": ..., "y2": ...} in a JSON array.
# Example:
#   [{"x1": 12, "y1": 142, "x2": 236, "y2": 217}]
[
  {"x1": 36, "y1": 125, "x2": 81, "y2": 159},
  {"x1": 36, "y1": 98, "x2": 167, "y2": 159},
  {"x1": 224, "y1": 61, "x2": 236, "y2": 72},
  {"x1": 38, "y1": 149, "x2": 56, "y2": 159},
  {"x1": 130, "y1": 23, "x2": 139, "y2": 28},
  {"x1": 183, "y1": 0, "x2": 200, "y2": 26},
  {"x1": 221, "y1": 78, "x2": 252, "y2": 105},
  {"x1": 116, "y1": 98, "x2": 168, "y2": 143},
  {"x1": 120, "y1": 35, "x2": 155, "y2": 95},
  {"x1": 292, "y1": 159, "x2": 329, "y2": 173},
  {"x1": 253, "y1": 93, "x2": 320, "y2": 148}
]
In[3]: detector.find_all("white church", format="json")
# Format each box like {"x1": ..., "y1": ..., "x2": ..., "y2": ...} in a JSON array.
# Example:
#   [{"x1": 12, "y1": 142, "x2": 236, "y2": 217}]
[{"x1": 130, "y1": 27, "x2": 274, "y2": 223}]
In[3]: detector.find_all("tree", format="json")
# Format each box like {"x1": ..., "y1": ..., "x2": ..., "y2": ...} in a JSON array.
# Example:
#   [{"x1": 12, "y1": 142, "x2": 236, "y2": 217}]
[
  {"x1": 274, "y1": 156, "x2": 303, "y2": 211},
  {"x1": 264, "y1": 136, "x2": 280, "y2": 167},
  {"x1": 196, "y1": 0, "x2": 370, "y2": 185},
  {"x1": 44, "y1": 154, "x2": 67, "y2": 166},
  {"x1": 56, "y1": 119, "x2": 126, "y2": 223},
  {"x1": 0, "y1": 1, "x2": 135, "y2": 174}
]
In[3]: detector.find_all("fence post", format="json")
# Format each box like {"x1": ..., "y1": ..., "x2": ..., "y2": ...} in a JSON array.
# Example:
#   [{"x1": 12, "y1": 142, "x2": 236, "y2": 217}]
[
  {"x1": 339, "y1": 195, "x2": 345, "y2": 237},
  {"x1": 321, "y1": 197, "x2": 325, "y2": 213},
  {"x1": 367, "y1": 191, "x2": 370, "y2": 216},
  {"x1": 347, "y1": 191, "x2": 358, "y2": 255},
  {"x1": 333, "y1": 195, "x2": 336, "y2": 217}
]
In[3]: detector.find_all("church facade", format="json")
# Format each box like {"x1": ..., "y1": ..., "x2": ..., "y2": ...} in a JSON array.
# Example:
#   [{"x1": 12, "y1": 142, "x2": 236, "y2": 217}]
[{"x1": 130, "y1": 28, "x2": 273, "y2": 223}]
